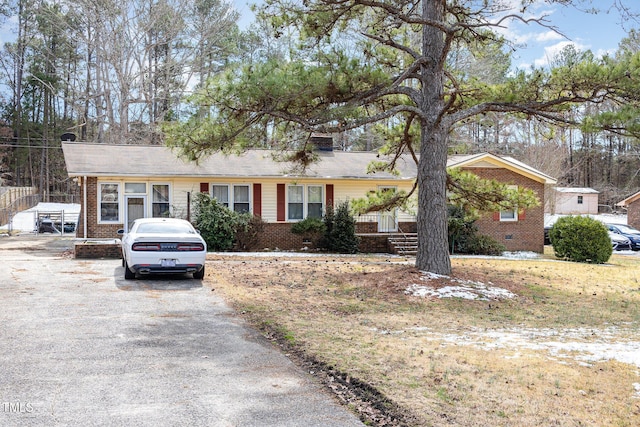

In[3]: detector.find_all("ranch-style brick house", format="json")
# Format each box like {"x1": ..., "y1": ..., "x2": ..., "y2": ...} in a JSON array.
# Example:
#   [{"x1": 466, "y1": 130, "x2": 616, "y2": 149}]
[{"x1": 61, "y1": 139, "x2": 556, "y2": 253}]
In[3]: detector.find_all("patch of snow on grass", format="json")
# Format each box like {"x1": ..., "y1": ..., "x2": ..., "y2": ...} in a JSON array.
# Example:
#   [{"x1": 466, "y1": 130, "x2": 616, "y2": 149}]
[
  {"x1": 405, "y1": 271, "x2": 516, "y2": 300},
  {"x1": 411, "y1": 325, "x2": 640, "y2": 368},
  {"x1": 502, "y1": 251, "x2": 540, "y2": 259},
  {"x1": 378, "y1": 325, "x2": 640, "y2": 397}
]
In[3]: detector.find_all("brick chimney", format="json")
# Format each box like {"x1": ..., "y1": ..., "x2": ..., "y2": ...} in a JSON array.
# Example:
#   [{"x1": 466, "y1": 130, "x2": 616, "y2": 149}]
[{"x1": 310, "y1": 134, "x2": 334, "y2": 151}]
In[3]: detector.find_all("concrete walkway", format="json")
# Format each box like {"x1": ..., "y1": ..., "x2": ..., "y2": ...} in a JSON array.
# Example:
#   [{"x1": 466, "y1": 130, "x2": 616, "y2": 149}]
[{"x1": 0, "y1": 235, "x2": 364, "y2": 427}]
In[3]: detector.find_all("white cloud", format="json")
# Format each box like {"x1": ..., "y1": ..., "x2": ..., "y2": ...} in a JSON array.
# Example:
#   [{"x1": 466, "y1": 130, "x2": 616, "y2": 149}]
[
  {"x1": 535, "y1": 30, "x2": 564, "y2": 43},
  {"x1": 533, "y1": 40, "x2": 588, "y2": 68}
]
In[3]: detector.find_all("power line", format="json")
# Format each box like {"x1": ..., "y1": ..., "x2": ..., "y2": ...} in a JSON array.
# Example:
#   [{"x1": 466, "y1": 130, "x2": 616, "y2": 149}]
[{"x1": 0, "y1": 143, "x2": 63, "y2": 149}]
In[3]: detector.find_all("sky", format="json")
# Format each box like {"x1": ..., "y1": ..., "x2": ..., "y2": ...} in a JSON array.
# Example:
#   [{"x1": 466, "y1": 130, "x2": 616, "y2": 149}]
[
  {"x1": 499, "y1": 1, "x2": 638, "y2": 69},
  {"x1": 231, "y1": 0, "x2": 640, "y2": 70},
  {"x1": 0, "y1": 0, "x2": 637, "y2": 71}
]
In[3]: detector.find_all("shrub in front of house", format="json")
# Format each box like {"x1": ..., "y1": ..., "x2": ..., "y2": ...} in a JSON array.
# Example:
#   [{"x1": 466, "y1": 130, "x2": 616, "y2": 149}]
[
  {"x1": 235, "y1": 213, "x2": 266, "y2": 251},
  {"x1": 193, "y1": 193, "x2": 238, "y2": 251},
  {"x1": 320, "y1": 201, "x2": 359, "y2": 253},
  {"x1": 463, "y1": 234, "x2": 506, "y2": 256},
  {"x1": 447, "y1": 205, "x2": 505, "y2": 255},
  {"x1": 549, "y1": 215, "x2": 612, "y2": 263},
  {"x1": 290, "y1": 217, "x2": 325, "y2": 249},
  {"x1": 291, "y1": 217, "x2": 325, "y2": 235}
]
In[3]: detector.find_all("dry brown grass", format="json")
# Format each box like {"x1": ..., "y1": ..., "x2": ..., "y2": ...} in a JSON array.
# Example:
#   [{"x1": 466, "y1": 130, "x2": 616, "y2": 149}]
[{"x1": 205, "y1": 251, "x2": 640, "y2": 426}]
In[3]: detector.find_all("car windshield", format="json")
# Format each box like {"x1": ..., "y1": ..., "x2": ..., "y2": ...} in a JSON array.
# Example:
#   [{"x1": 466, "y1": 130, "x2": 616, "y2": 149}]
[
  {"x1": 135, "y1": 222, "x2": 195, "y2": 234},
  {"x1": 613, "y1": 224, "x2": 640, "y2": 233}
]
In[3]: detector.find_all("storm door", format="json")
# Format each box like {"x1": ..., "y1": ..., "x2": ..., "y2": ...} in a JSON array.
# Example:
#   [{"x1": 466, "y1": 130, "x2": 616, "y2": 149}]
[
  {"x1": 125, "y1": 196, "x2": 146, "y2": 232},
  {"x1": 377, "y1": 186, "x2": 398, "y2": 232}
]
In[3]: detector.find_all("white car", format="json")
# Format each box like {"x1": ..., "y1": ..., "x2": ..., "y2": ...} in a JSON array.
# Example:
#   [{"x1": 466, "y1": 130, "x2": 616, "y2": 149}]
[
  {"x1": 609, "y1": 230, "x2": 632, "y2": 251},
  {"x1": 118, "y1": 218, "x2": 207, "y2": 280}
]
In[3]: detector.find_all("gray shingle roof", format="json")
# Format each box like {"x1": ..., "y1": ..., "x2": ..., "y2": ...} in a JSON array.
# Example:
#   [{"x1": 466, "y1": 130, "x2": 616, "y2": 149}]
[
  {"x1": 61, "y1": 143, "x2": 417, "y2": 180},
  {"x1": 61, "y1": 143, "x2": 556, "y2": 184}
]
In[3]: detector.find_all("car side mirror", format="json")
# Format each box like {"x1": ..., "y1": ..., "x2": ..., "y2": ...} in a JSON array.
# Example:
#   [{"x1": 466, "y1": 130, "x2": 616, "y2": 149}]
[{"x1": 116, "y1": 229, "x2": 124, "y2": 235}]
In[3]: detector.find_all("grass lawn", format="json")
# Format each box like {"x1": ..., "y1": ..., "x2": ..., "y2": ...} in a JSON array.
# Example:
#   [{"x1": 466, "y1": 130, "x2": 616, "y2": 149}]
[{"x1": 205, "y1": 249, "x2": 640, "y2": 426}]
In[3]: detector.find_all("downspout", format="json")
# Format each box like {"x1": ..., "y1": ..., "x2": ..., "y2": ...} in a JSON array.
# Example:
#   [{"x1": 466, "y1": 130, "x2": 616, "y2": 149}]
[{"x1": 83, "y1": 176, "x2": 87, "y2": 239}]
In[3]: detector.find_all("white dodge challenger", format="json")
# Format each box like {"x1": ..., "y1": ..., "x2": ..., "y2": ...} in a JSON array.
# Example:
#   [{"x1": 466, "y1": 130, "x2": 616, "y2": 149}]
[{"x1": 119, "y1": 218, "x2": 207, "y2": 280}]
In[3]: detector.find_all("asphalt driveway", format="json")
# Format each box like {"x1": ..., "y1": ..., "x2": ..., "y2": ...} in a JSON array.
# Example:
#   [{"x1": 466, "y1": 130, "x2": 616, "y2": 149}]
[{"x1": 0, "y1": 235, "x2": 364, "y2": 427}]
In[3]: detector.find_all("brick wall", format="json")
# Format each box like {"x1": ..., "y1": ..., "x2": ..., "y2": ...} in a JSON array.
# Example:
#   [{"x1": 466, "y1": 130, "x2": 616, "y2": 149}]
[
  {"x1": 628, "y1": 199, "x2": 640, "y2": 230},
  {"x1": 256, "y1": 223, "x2": 322, "y2": 251},
  {"x1": 76, "y1": 177, "x2": 124, "y2": 239},
  {"x1": 467, "y1": 168, "x2": 545, "y2": 252},
  {"x1": 74, "y1": 241, "x2": 122, "y2": 259},
  {"x1": 357, "y1": 234, "x2": 392, "y2": 253}
]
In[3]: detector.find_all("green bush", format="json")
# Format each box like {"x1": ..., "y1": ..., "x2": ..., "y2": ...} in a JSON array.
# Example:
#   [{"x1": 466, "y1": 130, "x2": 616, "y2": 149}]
[
  {"x1": 463, "y1": 234, "x2": 506, "y2": 256},
  {"x1": 549, "y1": 216, "x2": 612, "y2": 263},
  {"x1": 291, "y1": 217, "x2": 325, "y2": 235},
  {"x1": 447, "y1": 205, "x2": 505, "y2": 255},
  {"x1": 193, "y1": 193, "x2": 238, "y2": 251},
  {"x1": 234, "y1": 214, "x2": 266, "y2": 251},
  {"x1": 320, "y1": 201, "x2": 359, "y2": 253}
]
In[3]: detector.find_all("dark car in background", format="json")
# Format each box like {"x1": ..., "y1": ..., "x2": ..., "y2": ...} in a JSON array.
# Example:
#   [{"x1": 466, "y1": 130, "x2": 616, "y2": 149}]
[
  {"x1": 605, "y1": 223, "x2": 640, "y2": 251},
  {"x1": 544, "y1": 223, "x2": 633, "y2": 251}
]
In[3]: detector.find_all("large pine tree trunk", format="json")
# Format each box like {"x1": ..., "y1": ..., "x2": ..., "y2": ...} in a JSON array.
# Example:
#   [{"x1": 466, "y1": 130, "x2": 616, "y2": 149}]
[
  {"x1": 416, "y1": 126, "x2": 451, "y2": 275},
  {"x1": 415, "y1": 0, "x2": 451, "y2": 275}
]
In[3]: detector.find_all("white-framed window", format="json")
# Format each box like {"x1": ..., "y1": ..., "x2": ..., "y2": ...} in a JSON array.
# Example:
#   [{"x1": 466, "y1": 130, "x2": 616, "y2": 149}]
[
  {"x1": 152, "y1": 184, "x2": 170, "y2": 217},
  {"x1": 499, "y1": 185, "x2": 518, "y2": 222},
  {"x1": 99, "y1": 182, "x2": 120, "y2": 222},
  {"x1": 124, "y1": 182, "x2": 146, "y2": 194},
  {"x1": 211, "y1": 185, "x2": 229, "y2": 207},
  {"x1": 287, "y1": 184, "x2": 324, "y2": 220},
  {"x1": 288, "y1": 185, "x2": 304, "y2": 220},
  {"x1": 210, "y1": 184, "x2": 251, "y2": 213},
  {"x1": 233, "y1": 184, "x2": 251, "y2": 213},
  {"x1": 307, "y1": 185, "x2": 323, "y2": 218},
  {"x1": 577, "y1": 195, "x2": 583, "y2": 204}
]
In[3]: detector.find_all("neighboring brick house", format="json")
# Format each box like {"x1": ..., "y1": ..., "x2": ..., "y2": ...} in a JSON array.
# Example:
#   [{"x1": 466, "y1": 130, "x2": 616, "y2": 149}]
[
  {"x1": 61, "y1": 141, "x2": 556, "y2": 253},
  {"x1": 616, "y1": 192, "x2": 640, "y2": 229},
  {"x1": 448, "y1": 154, "x2": 555, "y2": 253}
]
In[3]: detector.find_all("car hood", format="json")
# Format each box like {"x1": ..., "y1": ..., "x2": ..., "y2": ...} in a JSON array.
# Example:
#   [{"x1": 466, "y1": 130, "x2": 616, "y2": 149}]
[{"x1": 609, "y1": 233, "x2": 630, "y2": 242}]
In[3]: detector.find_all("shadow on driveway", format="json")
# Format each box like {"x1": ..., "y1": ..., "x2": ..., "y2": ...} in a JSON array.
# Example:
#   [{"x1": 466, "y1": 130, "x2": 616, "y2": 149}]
[{"x1": 113, "y1": 266, "x2": 204, "y2": 291}]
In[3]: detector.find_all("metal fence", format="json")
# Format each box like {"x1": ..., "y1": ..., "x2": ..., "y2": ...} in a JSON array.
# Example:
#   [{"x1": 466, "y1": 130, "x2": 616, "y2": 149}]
[{"x1": 0, "y1": 194, "x2": 42, "y2": 232}]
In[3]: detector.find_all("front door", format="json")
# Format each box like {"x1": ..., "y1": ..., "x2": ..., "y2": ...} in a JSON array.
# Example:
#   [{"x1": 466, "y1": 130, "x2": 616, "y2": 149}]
[
  {"x1": 125, "y1": 196, "x2": 146, "y2": 232},
  {"x1": 377, "y1": 186, "x2": 398, "y2": 232}
]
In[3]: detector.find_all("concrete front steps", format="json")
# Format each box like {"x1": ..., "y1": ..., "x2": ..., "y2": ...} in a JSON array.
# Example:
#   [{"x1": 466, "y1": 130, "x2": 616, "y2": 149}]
[{"x1": 388, "y1": 233, "x2": 418, "y2": 256}]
